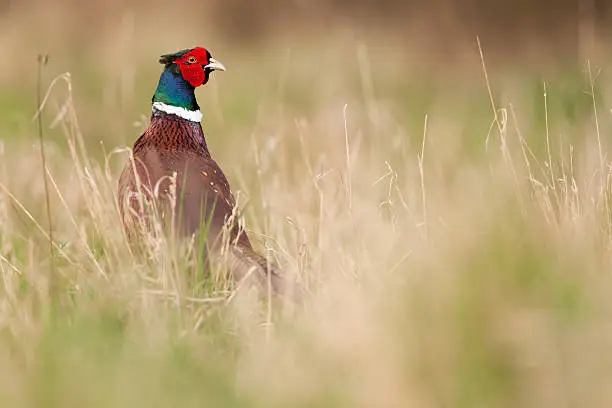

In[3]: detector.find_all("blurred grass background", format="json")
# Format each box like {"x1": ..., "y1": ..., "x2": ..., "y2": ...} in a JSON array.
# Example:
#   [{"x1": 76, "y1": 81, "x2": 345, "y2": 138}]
[{"x1": 1, "y1": 0, "x2": 612, "y2": 407}]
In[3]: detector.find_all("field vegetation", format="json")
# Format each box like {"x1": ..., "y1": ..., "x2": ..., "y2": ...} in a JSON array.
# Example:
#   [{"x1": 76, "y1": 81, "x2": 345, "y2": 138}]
[{"x1": 1, "y1": 2, "x2": 612, "y2": 406}]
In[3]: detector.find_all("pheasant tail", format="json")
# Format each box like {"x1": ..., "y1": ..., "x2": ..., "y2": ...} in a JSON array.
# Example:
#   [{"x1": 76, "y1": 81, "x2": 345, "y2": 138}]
[{"x1": 227, "y1": 245, "x2": 285, "y2": 294}]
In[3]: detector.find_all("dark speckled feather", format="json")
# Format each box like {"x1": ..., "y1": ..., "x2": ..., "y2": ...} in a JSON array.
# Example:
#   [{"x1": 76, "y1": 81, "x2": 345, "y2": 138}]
[
  {"x1": 118, "y1": 110, "x2": 282, "y2": 292},
  {"x1": 119, "y1": 110, "x2": 244, "y2": 241}
]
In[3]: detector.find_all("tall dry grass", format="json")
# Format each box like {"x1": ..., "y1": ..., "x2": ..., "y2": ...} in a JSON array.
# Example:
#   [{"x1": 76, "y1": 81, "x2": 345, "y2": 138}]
[{"x1": 1, "y1": 5, "x2": 612, "y2": 407}]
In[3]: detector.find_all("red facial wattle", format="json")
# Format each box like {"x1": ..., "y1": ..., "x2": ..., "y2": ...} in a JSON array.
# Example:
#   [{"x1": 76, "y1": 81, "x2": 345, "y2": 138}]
[
  {"x1": 178, "y1": 63, "x2": 206, "y2": 87},
  {"x1": 174, "y1": 48, "x2": 210, "y2": 87}
]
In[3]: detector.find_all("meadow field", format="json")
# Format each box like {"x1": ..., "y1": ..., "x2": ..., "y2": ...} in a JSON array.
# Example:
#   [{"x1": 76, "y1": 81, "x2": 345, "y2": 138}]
[{"x1": 1, "y1": 2, "x2": 612, "y2": 407}]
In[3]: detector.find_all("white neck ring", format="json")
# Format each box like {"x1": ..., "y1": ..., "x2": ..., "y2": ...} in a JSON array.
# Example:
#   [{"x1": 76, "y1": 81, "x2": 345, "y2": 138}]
[{"x1": 152, "y1": 102, "x2": 202, "y2": 122}]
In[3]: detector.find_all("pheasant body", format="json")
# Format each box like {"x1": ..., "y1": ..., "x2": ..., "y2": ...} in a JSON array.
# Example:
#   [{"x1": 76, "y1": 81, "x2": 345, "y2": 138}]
[{"x1": 117, "y1": 47, "x2": 281, "y2": 292}]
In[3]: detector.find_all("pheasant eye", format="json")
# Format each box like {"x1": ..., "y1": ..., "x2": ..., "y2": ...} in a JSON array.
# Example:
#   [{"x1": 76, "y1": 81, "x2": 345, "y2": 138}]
[{"x1": 187, "y1": 56, "x2": 198, "y2": 64}]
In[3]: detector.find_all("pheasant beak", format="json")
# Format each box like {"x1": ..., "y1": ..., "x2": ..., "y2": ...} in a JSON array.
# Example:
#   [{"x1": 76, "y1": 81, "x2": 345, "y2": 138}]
[{"x1": 204, "y1": 58, "x2": 226, "y2": 72}]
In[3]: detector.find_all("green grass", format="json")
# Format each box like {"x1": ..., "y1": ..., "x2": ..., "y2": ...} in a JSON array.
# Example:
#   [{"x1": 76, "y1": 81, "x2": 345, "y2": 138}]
[{"x1": 1, "y1": 27, "x2": 612, "y2": 407}]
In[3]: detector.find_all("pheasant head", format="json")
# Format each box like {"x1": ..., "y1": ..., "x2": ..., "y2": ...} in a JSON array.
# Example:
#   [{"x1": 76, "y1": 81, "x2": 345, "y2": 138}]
[{"x1": 152, "y1": 47, "x2": 225, "y2": 121}]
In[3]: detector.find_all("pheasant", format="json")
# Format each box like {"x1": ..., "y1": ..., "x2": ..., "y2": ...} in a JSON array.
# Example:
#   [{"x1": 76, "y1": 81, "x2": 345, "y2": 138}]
[{"x1": 118, "y1": 47, "x2": 282, "y2": 293}]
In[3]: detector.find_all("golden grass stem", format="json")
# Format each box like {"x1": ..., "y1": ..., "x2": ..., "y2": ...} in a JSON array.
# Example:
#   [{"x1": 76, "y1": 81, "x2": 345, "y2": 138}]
[
  {"x1": 418, "y1": 114, "x2": 428, "y2": 240},
  {"x1": 36, "y1": 54, "x2": 56, "y2": 294}
]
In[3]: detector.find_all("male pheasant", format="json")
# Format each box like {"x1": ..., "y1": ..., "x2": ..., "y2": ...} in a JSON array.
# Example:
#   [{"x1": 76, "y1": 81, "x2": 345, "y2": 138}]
[{"x1": 118, "y1": 47, "x2": 282, "y2": 292}]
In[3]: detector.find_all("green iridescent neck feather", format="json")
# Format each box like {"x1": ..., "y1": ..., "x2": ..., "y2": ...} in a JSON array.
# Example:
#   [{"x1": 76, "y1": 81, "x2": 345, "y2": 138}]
[{"x1": 152, "y1": 64, "x2": 199, "y2": 111}]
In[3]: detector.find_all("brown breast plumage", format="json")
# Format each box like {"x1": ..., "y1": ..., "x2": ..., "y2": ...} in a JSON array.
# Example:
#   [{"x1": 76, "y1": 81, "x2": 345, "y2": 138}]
[{"x1": 117, "y1": 110, "x2": 252, "y2": 250}]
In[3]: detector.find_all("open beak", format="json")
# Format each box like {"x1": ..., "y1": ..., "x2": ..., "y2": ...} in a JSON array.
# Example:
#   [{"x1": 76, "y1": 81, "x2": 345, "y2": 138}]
[{"x1": 204, "y1": 58, "x2": 226, "y2": 72}]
